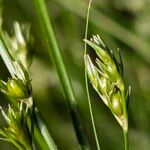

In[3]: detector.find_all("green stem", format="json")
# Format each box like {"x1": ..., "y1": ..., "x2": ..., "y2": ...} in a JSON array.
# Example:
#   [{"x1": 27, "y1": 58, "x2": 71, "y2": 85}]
[
  {"x1": 123, "y1": 130, "x2": 129, "y2": 150},
  {"x1": 32, "y1": 0, "x2": 90, "y2": 149},
  {"x1": 84, "y1": 1, "x2": 101, "y2": 150},
  {"x1": 85, "y1": 77, "x2": 101, "y2": 150}
]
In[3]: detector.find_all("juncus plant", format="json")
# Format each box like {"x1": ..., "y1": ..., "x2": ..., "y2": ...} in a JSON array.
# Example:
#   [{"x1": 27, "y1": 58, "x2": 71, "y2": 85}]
[
  {"x1": 0, "y1": 22, "x2": 57, "y2": 150},
  {"x1": 0, "y1": 0, "x2": 132, "y2": 149},
  {"x1": 84, "y1": 35, "x2": 131, "y2": 150},
  {"x1": 0, "y1": 23, "x2": 34, "y2": 149}
]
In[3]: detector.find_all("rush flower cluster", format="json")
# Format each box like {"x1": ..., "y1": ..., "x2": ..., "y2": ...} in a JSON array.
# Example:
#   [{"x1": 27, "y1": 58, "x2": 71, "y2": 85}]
[{"x1": 84, "y1": 35, "x2": 131, "y2": 132}]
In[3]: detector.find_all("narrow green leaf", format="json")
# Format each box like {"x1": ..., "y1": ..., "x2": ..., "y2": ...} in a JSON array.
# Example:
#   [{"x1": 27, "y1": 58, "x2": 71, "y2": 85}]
[
  {"x1": 0, "y1": 40, "x2": 16, "y2": 77},
  {"x1": 34, "y1": 108, "x2": 57, "y2": 150}
]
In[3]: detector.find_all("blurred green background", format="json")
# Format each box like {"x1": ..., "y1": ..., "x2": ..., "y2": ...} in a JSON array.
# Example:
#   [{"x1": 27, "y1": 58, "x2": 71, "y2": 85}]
[{"x1": 0, "y1": 0, "x2": 150, "y2": 149}]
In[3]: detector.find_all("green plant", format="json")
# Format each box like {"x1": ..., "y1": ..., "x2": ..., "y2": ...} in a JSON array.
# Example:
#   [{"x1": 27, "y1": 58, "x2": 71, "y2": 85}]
[
  {"x1": 0, "y1": 104, "x2": 32, "y2": 150},
  {"x1": 84, "y1": 34, "x2": 131, "y2": 150},
  {"x1": 0, "y1": 23, "x2": 57, "y2": 150},
  {"x1": 0, "y1": 0, "x2": 134, "y2": 149}
]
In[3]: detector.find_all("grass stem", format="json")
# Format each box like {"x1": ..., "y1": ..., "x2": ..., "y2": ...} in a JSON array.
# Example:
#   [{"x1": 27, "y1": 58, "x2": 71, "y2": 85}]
[
  {"x1": 32, "y1": 0, "x2": 90, "y2": 149},
  {"x1": 84, "y1": 0, "x2": 101, "y2": 150},
  {"x1": 123, "y1": 130, "x2": 129, "y2": 150}
]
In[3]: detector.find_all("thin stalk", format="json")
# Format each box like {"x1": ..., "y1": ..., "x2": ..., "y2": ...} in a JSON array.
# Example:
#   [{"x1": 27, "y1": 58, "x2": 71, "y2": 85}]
[
  {"x1": 123, "y1": 130, "x2": 129, "y2": 150},
  {"x1": 32, "y1": 0, "x2": 90, "y2": 149},
  {"x1": 84, "y1": 0, "x2": 101, "y2": 150}
]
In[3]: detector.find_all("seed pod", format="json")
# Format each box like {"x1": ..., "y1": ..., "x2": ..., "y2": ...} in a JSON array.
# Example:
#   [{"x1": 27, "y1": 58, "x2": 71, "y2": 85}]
[
  {"x1": 98, "y1": 76, "x2": 110, "y2": 95},
  {"x1": 111, "y1": 91, "x2": 123, "y2": 117},
  {"x1": 7, "y1": 79, "x2": 28, "y2": 99},
  {"x1": 85, "y1": 55, "x2": 99, "y2": 89}
]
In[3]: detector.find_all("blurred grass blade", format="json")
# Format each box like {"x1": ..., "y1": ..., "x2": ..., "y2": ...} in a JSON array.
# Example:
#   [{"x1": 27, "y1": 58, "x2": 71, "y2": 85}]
[
  {"x1": 34, "y1": 108, "x2": 57, "y2": 150},
  {"x1": 32, "y1": 0, "x2": 90, "y2": 149}
]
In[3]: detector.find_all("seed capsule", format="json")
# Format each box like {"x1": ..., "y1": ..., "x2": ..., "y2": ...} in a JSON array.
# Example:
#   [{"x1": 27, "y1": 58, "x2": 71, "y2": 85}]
[
  {"x1": 111, "y1": 91, "x2": 123, "y2": 116},
  {"x1": 98, "y1": 76, "x2": 110, "y2": 95},
  {"x1": 7, "y1": 79, "x2": 28, "y2": 99},
  {"x1": 85, "y1": 55, "x2": 99, "y2": 89}
]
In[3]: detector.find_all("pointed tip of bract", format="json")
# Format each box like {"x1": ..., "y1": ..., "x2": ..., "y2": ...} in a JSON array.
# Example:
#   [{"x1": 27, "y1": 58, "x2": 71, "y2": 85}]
[
  {"x1": 0, "y1": 107, "x2": 10, "y2": 124},
  {"x1": 0, "y1": 80, "x2": 6, "y2": 89},
  {"x1": 84, "y1": 34, "x2": 104, "y2": 46},
  {"x1": 92, "y1": 34, "x2": 107, "y2": 49},
  {"x1": 84, "y1": 54, "x2": 99, "y2": 89}
]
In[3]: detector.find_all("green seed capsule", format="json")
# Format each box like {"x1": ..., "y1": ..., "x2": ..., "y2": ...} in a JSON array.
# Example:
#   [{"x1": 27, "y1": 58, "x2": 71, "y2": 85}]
[
  {"x1": 7, "y1": 79, "x2": 28, "y2": 99},
  {"x1": 98, "y1": 76, "x2": 110, "y2": 95},
  {"x1": 111, "y1": 91, "x2": 123, "y2": 116},
  {"x1": 85, "y1": 55, "x2": 99, "y2": 89}
]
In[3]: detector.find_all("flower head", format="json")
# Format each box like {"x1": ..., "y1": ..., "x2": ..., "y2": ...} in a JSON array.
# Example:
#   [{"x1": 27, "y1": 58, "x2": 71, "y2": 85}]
[
  {"x1": 5, "y1": 22, "x2": 33, "y2": 69},
  {"x1": 0, "y1": 24, "x2": 32, "y2": 107},
  {"x1": 0, "y1": 22, "x2": 34, "y2": 149},
  {"x1": 0, "y1": 78, "x2": 30, "y2": 99},
  {"x1": 84, "y1": 35, "x2": 131, "y2": 131},
  {"x1": 0, "y1": 103, "x2": 32, "y2": 150}
]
